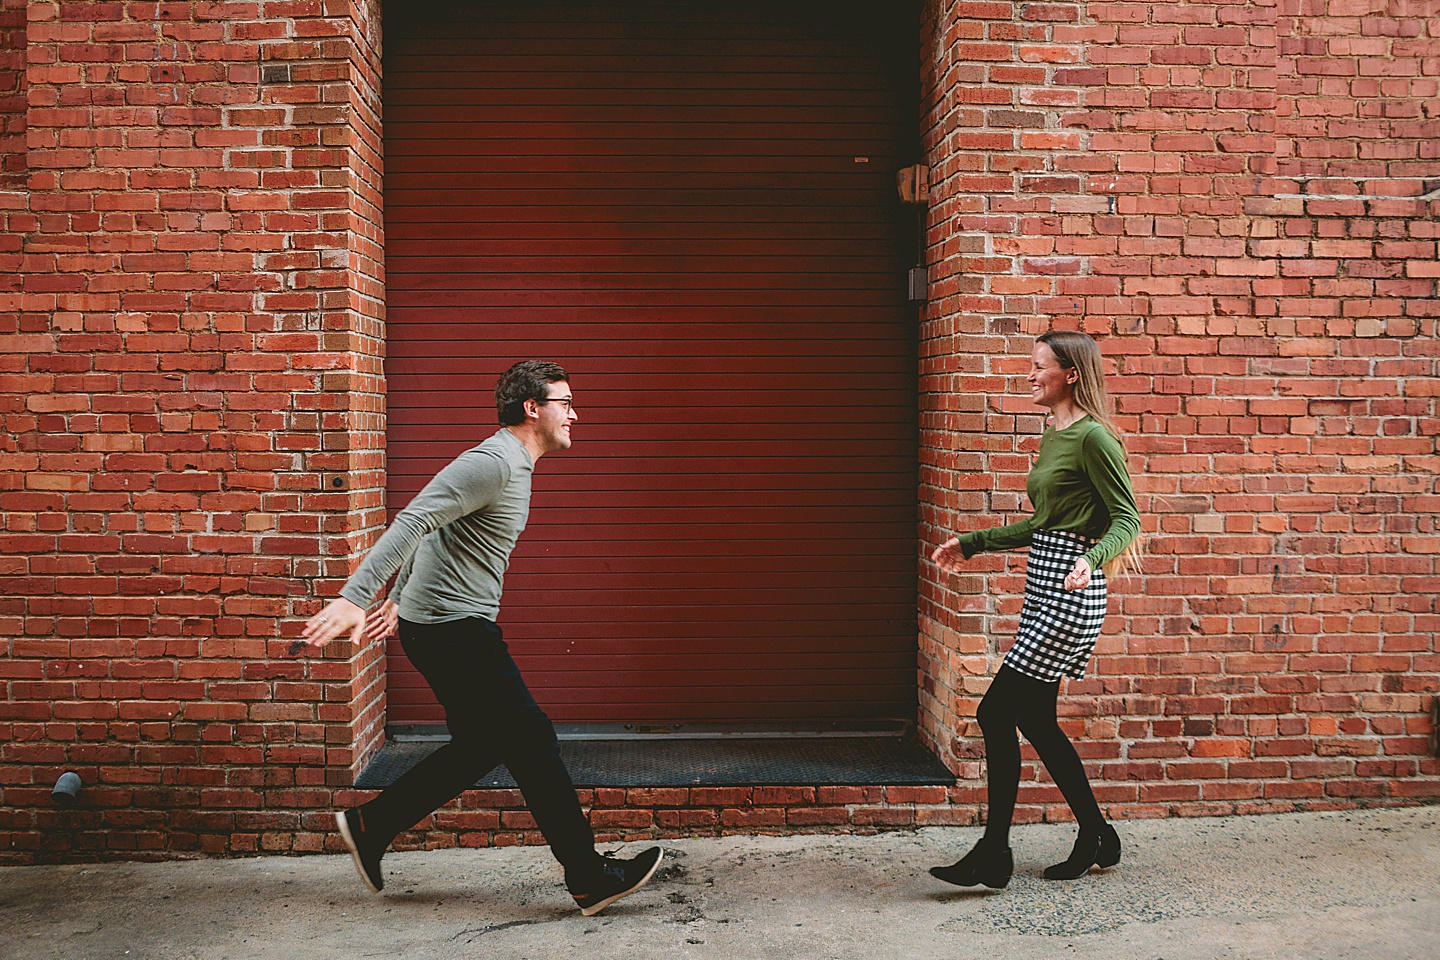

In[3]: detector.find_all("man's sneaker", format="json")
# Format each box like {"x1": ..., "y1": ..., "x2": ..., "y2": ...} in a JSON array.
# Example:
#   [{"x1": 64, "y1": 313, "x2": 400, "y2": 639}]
[
  {"x1": 335, "y1": 808, "x2": 385, "y2": 893},
  {"x1": 570, "y1": 846, "x2": 664, "y2": 916}
]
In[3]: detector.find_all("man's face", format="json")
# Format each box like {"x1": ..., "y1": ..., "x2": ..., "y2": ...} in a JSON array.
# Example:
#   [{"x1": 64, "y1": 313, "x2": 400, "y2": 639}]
[{"x1": 530, "y1": 381, "x2": 577, "y2": 452}]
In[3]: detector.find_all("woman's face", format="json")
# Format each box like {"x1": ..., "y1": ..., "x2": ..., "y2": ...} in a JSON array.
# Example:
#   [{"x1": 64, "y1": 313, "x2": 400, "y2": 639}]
[{"x1": 1028, "y1": 342, "x2": 1076, "y2": 410}]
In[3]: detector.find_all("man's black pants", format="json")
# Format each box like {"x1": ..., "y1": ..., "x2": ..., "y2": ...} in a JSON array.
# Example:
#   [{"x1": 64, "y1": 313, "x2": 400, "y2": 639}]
[{"x1": 358, "y1": 616, "x2": 599, "y2": 878}]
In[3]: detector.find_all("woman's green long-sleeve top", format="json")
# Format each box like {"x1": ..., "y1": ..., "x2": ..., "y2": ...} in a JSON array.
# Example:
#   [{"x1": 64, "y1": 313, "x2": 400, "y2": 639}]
[{"x1": 958, "y1": 415, "x2": 1140, "y2": 571}]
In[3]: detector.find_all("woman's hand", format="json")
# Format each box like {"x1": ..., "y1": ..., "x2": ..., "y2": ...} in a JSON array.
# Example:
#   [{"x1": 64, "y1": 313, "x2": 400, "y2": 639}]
[
  {"x1": 931, "y1": 538, "x2": 966, "y2": 575},
  {"x1": 1064, "y1": 557, "x2": 1092, "y2": 592}
]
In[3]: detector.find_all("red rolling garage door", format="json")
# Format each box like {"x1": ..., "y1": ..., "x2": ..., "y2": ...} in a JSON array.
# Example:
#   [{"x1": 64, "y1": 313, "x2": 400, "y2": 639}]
[{"x1": 383, "y1": 1, "x2": 919, "y2": 724}]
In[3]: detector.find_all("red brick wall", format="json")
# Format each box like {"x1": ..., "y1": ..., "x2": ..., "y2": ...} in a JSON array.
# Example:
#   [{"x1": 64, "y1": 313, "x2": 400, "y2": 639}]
[
  {"x1": 919, "y1": 0, "x2": 1438, "y2": 822},
  {"x1": 1278, "y1": 0, "x2": 1438, "y2": 178},
  {"x1": 0, "y1": 0, "x2": 22, "y2": 192},
  {"x1": 1, "y1": 0, "x2": 1435, "y2": 864},
  {"x1": 369, "y1": 785, "x2": 970, "y2": 858},
  {"x1": 1, "y1": 0, "x2": 386, "y2": 861}
]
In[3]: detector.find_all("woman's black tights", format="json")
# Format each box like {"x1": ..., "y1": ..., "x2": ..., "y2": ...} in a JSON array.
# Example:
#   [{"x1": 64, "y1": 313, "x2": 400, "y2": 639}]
[{"x1": 977, "y1": 664, "x2": 1104, "y2": 847}]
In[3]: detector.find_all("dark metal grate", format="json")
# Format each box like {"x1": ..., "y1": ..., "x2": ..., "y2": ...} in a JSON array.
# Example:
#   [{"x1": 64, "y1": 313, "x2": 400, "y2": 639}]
[{"x1": 354, "y1": 736, "x2": 954, "y2": 789}]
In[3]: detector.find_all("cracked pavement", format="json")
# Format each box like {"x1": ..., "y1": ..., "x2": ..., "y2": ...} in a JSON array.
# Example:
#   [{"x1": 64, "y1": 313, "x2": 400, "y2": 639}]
[{"x1": 2, "y1": 807, "x2": 1435, "y2": 960}]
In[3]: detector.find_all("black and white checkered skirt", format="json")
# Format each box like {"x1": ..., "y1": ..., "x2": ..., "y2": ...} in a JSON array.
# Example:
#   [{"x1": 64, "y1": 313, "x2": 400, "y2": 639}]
[{"x1": 1003, "y1": 528, "x2": 1110, "y2": 682}]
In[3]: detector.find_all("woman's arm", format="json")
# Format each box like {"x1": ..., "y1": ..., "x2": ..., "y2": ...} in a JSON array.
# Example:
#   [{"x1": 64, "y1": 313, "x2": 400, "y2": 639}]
[
  {"x1": 932, "y1": 516, "x2": 1038, "y2": 574},
  {"x1": 1078, "y1": 427, "x2": 1140, "y2": 571},
  {"x1": 961, "y1": 516, "x2": 1039, "y2": 558}
]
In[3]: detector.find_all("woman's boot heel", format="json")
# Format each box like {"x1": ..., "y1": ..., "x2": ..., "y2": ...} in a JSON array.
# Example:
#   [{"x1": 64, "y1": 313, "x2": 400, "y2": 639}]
[
  {"x1": 1095, "y1": 822, "x2": 1121, "y2": 868},
  {"x1": 1045, "y1": 822, "x2": 1120, "y2": 880}
]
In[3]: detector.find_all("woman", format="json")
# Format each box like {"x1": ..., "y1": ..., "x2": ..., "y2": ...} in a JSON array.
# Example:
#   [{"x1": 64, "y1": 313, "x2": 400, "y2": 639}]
[{"x1": 929, "y1": 330, "x2": 1141, "y2": 888}]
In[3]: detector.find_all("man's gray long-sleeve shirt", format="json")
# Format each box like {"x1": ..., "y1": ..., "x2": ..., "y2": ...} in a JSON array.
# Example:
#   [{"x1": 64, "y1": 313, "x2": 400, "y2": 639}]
[{"x1": 339, "y1": 428, "x2": 534, "y2": 623}]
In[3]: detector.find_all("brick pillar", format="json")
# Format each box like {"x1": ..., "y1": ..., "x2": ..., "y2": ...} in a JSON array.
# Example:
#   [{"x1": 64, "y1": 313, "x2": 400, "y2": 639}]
[
  {"x1": 918, "y1": 0, "x2": 1104, "y2": 788},
  {"x1": 1, "y1": 1, "x2": 384, "y2": 861},
  {"x1": 918, "y1": 0, "x2": 1437, "y2": 819}
]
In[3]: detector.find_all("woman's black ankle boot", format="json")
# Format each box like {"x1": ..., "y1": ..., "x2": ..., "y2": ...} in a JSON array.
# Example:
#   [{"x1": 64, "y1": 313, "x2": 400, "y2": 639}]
[
  {"x1": 1044, "y1": 822, "x2": 1120, "y2": 880},
  {"x1": 929, "y1": 839, "x2": 1014, "y2": 889}
]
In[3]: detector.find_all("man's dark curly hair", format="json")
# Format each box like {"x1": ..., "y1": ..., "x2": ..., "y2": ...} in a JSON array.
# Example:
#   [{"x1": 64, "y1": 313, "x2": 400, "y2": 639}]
[{"x1": 495, "y1": 360, "x2": 570, "y2": 426}]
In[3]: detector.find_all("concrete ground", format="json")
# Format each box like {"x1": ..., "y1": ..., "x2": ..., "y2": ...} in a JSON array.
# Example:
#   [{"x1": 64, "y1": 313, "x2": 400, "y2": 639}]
[{"x1": 2, "y1": 806, "x2": 1435, "y2": 960}]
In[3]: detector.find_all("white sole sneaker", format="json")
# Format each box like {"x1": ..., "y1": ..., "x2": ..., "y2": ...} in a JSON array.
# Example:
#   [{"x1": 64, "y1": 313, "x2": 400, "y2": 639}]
[{"x1": 577, "y1": 846, "x2": 664, "y2": 916}]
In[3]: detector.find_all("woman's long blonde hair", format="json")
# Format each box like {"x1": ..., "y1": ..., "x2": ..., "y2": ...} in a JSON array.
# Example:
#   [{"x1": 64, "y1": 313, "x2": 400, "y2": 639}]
[{"x1": 1037, "y1": 330, "x2": 1143, "y2": 578}]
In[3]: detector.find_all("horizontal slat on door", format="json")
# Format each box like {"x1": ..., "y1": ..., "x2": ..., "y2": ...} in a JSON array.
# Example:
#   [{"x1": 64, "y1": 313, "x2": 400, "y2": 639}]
[{"x1": 384, "y1": 0, "x2": 917, "y2": 724}]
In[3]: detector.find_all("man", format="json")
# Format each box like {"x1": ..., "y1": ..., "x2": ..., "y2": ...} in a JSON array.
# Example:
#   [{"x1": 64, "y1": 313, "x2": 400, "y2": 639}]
[{"x1": 300, "y1": 360, "x2": 663, "y2": 917}]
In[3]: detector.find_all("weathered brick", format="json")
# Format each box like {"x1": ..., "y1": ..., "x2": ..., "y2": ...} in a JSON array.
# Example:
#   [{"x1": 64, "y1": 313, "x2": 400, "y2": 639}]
[{"x1": 0, "y1": 0, "x2": 1432, "y2": 867}]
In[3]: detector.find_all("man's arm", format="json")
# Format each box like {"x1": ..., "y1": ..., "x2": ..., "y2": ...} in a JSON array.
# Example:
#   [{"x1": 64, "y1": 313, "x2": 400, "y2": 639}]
[{"x1": 299, "y1": 446, "x2": 509, "y2": 650}]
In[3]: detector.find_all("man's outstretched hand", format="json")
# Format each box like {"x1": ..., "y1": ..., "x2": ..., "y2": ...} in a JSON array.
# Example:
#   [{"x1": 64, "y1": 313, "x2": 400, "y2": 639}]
[{"x1": 299, "y1": 597, "x2": 367, "y2": 651}]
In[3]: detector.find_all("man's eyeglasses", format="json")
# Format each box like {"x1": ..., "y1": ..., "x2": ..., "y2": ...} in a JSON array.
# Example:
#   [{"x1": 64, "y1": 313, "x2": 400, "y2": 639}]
[{"x1": 537, "y1": 396, "x2": 575, "y2": 412}]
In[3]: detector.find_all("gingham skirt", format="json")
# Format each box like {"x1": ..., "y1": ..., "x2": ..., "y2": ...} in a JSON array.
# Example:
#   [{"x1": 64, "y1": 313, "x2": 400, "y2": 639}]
[{"x1": 1003, "y1": 528, "x2": 1110, "y2": 682}]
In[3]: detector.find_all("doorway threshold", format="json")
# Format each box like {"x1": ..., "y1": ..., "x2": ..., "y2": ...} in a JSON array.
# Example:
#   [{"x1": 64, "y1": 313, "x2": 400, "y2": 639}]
[{"x1": 355, "y1": 722, "x2": 955, "y2": 788}]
